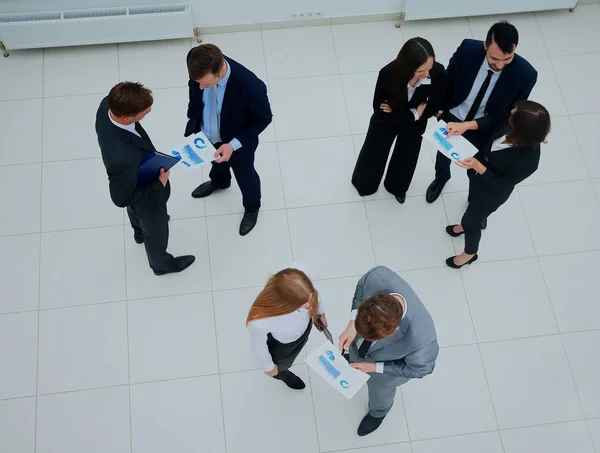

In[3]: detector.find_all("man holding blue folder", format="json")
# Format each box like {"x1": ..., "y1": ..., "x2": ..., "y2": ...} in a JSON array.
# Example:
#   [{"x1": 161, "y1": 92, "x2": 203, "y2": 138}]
[{"x1": 96, "y1": 82, "x2": 195, "y2": 275}]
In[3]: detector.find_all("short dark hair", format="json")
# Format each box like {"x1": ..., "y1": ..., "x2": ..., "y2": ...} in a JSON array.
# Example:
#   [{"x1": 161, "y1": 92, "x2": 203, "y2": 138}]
[
  {"x1": 187, "y1": 44, "x2": 224, "y2": 80},
  {"x1": 355, "y1": 294, "x2": 403, "y2": 341},
  {"x1": 107, "y1": 82, "x2": 153, "y2": 117},
  {"x1": 485, "y1": 21, "x2": 519, "y2": 54},
  {"x1": 507, "y1": 100, "x2": 551, "y2": 148}
]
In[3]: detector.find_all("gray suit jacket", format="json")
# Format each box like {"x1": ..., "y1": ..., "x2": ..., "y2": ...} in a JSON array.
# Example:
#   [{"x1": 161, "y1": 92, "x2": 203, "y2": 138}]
[{"x1": 350, "y1": 266, "x2": 439, "y2": 380}]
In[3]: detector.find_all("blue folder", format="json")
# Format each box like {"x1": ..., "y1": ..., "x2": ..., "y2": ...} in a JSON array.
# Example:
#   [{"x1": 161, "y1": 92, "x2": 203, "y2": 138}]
[{"x1": 137, "y1": 151, "x2": 181, "y2": 184}]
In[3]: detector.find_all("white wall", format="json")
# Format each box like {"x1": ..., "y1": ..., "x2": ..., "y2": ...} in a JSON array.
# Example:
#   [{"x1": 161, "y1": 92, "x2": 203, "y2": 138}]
[{"x1": 0, "y1": 0, "x2": 404, "y2": 28}]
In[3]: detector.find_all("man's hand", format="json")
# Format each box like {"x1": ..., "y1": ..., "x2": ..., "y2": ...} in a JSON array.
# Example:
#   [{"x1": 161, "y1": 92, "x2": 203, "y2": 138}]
[
  {"x1": 351, "y1": 362, "x2": 377, "y2": 373},
  {"x1": 380, "y1": 102, "x2": 392, "y2": 113},
  {"x1": 338, "y1": 321, "x2": 357, "y2": 352},
  {"x1": 264, "y1": 365, "x2": 278, "y2": 377},
  {"x1": 446, "y1": 120, "x2": 478, "y2": 136},
  {"x1": 457, "y1": 157, "x2": 486, "y2": 174},
  {"x1": 214, "y1": 143, "x2": 234, "y2": 163},
  {"x1": 416, "y1": 102, "x2": 427, "y2": 118},
  {"x1": 314, "y1": 313, "x2": 328, "y2": 331},
  {"x1": 158, "y1": 168, "x2": 170, "y2": 187}
]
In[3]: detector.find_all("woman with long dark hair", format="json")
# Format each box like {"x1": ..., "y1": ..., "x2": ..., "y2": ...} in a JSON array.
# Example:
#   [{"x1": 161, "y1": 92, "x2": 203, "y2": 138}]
[
  {"x1": 351, "y1": 37, "x2": 446, "y2": 203},
  {"x1": 246, "y1": 265, "x2": 327, "y2": 389},
  {"x1": 445, "y1": 100, "x2": 551, "y2": 268}
]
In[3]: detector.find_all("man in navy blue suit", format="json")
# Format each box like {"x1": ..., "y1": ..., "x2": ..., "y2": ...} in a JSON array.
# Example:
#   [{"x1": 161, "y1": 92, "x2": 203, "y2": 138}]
[
  {"x1": 185, "y1": 44, "x2": 273, "y2": 236},
  {"x1": 426, "y1": 21, "x2": 537, "y2": 204}
]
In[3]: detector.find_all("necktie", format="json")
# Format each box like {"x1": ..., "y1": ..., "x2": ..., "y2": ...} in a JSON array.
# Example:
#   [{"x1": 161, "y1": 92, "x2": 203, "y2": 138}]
[
  {"x1": 209, "y1": 86, "x2": 221, "y2": 143},
  {"x1": 357, "y1": 339, "x2": 373, "y2": 359},
  {"x1": 465, "y1": 69, "x2": 493, "y2": 122},
  {"x1": 134, "y1": 122, "x2": 149, "y2": 142}
]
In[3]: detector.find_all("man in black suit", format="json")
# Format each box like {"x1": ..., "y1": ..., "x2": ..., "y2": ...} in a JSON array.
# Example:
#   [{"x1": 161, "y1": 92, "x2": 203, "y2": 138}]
[
  {"x1": 426, "y1": 21, "x2": 538, "y2": 203},
  {"x1": 185, "y1": 44, "x2": 273, "y2": 236},
  {"x1": 96, "y1": 82, "x2": 195, "y2": 275}
]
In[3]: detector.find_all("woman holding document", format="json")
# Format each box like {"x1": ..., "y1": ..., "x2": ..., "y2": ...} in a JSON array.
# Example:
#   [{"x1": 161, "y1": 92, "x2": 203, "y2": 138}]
[
  {"x1": 445, "y1": 100, "x2": 551, "y2": 268},
  {"x1": 351, "y1": 37, "x2": 446, "y2": 203},
  {"x1": 246, "y1": 265, "x2": 327, "y2": 390}
]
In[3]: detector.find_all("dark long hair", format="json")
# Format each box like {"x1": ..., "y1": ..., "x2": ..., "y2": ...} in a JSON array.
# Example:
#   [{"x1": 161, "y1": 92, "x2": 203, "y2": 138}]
[
  {"x1": 388, "y1": 37, "x2": 435, "y2": 110},
  {"x1": 506, "y1": 100, "x2": 551, "y2": 148}
]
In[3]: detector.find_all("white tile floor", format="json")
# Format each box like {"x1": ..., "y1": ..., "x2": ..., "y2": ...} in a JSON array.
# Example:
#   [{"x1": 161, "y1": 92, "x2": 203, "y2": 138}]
[{"x1": 1, "y1": 7, "x2": 600, "y2": 453}]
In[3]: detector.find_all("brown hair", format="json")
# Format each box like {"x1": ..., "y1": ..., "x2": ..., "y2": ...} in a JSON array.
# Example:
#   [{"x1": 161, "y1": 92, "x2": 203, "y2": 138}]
[
  {"x1": 506, "y1": 100, "x2": 551, "y2": 148},
  {"x1": 355, "y1": 294, "x2": 403, "y2": 341},
  {"x1": 107, "y1": 82, "x2": 153, "y2": 117},
  {"x1": 188, "y1": 44, "x2": 225, "y2": 80},
  {"x1": 246, "y1": 268, "x2": 319, "y2": 325}
]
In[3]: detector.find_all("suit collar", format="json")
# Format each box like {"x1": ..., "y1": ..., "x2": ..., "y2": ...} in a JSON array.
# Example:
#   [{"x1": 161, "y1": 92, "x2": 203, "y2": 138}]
[{"x1": 369, "y1": 314, "x2": 411, "y2": 354}]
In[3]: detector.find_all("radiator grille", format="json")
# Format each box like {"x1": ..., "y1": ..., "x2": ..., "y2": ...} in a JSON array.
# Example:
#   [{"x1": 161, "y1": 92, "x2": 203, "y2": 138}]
[
  {"x1": 129, "y1": 5, "x2": 188, "y2": 15},
  {"x1": 63, "y1": 9, "x2": 127, "y2": 20},
  {"x1": 0, "y1": 12, "x2": 61, "y2": 23}
]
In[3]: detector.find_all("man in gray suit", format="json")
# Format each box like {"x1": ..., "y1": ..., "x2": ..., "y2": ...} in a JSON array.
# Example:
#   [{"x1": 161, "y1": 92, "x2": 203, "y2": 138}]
[{"x1": 339, "y1": 266, "x2": 438, "y2": 436}]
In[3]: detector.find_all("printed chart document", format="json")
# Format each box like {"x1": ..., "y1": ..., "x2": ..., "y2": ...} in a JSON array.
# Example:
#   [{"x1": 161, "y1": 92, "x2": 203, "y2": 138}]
[
  {"x1": 168, "y1": 131, "x2": 217, "y2": 167},
  {"x1": 423, "y1": 120, "x2": 479, "y2": 162},
  {"x1": 305, "y1": 342, "x2": 370, "y2": 399}
]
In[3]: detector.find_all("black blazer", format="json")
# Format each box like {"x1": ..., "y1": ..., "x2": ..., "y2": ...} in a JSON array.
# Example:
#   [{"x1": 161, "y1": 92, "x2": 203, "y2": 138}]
[
  {"x1": 469, "y1": 128, "x2": 541, "y2": 205},
  {"x1": 95, "y1": 97, "x2": 166, "y2": 208},
  {"x1": 372, "y1": 60, "x2": 446, "y2": 129},
  {"x1": 444, "y1": 39, "x2": 537, "y2": 131},
  {"x1": 185, "y1": 52, "x2": 273, "y2": 154}
]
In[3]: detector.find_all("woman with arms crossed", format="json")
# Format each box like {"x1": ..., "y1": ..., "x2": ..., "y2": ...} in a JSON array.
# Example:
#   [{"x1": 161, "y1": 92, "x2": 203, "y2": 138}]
[
  {"x1": 445, "y1": 100, "x2": 551, "y2": 268},
  {"x1": 246, "y1": 265, "x2": 327, "y2": 389},
  {"x1": 351, "y1": 37, "x2": 446, "y2": 203}
]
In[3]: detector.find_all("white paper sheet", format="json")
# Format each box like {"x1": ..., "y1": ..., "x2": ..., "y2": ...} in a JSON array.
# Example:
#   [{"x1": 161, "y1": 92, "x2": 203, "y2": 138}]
[
  {"x1": 167, "y1": 131, "x2": 217, "y2": 167},
  {"x1": 305, "y1": 342, "x2": 370, "y2": 399},
  {"x1": 423, "y1": 119, "x2": 479, "y2": 162}
]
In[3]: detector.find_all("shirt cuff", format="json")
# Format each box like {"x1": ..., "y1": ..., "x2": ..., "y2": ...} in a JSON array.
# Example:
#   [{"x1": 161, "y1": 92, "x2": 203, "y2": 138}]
[
  {"x1": 351, "y1": 309, "x2": 358, "y2": 321},
  {"x1": 376, "y1": 362, "x2": 385, "y2": 373},
  {"x1": 410, "y1": 108, "x2": 419, "y2": 120},
  {"x1": 230, "y1": 138, "x2": 242, "y2": 151}
]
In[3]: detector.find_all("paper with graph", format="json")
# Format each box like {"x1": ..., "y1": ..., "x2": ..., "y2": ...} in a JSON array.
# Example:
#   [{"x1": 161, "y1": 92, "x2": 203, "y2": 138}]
[
  {"x1": 168, "y1": 131, "x2": 217, "y2": 167},
  {"x1": 423, "y1": 120, "x2": 479, "y2": 163}
]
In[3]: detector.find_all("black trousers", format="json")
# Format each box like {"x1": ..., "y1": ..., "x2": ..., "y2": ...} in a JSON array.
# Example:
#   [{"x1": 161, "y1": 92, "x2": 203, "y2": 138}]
[
  {"x1": 434, "y1": 111, "x2": 488, "y2": 183},
  {"x1": 268, "y1": 321, "x2": 312, "y2": 374},
  {"x1": 352, "y1": 114, "x2": 425, "y2": 197},
  {"x1": 209, "y1": 142, "x2": 261, "y2": 213},
  {"x1": 127, "y1": 182, "x2": 173, "y2": 271}
]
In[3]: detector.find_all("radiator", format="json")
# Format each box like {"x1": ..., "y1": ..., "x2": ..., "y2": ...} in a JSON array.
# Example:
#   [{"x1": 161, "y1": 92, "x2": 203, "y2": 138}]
[{"x1": 0, "y1": 4, "x2": 194, "y2": 54}]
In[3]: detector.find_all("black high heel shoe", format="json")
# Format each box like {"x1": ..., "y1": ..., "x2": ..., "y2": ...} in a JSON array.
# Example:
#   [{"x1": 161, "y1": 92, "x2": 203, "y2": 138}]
[
  {"x1": 445, "y1": 225, "x2": 464, "y2": 237},
  {"x1": 446, "y1": 254, "x2": 478, "y2": 269}
]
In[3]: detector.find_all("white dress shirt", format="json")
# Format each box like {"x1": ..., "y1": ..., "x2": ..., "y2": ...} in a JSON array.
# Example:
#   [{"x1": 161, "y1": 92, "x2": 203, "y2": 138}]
[
  {"x1": 350, "y1": 293, "x2": 408, "y2": 374},
  {"x1": 108, "y1": 110, "x2": 141, "y2": 137},
  {"x1": 450, "y1": 58, "x2": 501, "y2": 121},
  {"x1": 247, "y1": 263, "x2": 324, "y2": 372},
  {"x1": 491, "y1": 134, "x2": 513, "y2": 152},
  {"x1": 408, "y1": 77, "x2": 431, "y2": 120}
]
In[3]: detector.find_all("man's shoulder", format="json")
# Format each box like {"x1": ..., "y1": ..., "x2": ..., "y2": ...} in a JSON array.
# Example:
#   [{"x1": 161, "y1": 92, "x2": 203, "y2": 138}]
[
  {"x1": 510, "y1": 53, "x2": 537, "y2": 79},
  {"x1": 225, "y1": 55, "x2": 265, "y2": 87},
  {"x1": 456, "y1": 38, "x2": 485, "y2": 55}
]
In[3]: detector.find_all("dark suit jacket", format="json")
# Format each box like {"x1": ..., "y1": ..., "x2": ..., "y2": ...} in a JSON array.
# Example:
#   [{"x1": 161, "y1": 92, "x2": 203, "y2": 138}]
[
  {"x1": 444, "y1": 39, "x2": 537, "y2": 131},
  {"x1": 185, "y1": 52, "x2": 273, "y2": 153},
  {"x1": 469, "y1": 127, "x2": 541, "y2": 205},
  {"x1": 96, "y1": 97, "x2": 166, "y2": 208},
  {"x1": 372, "y1": 60, "x2": 446, "y2": 129}
]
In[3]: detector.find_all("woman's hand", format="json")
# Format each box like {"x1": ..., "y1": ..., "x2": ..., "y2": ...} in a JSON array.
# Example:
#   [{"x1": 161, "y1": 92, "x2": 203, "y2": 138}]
[
  {"x1": 264, "y1": 365, "x2": 278, "y2": 377},
  {"x1": 416, "y1": 102, "x2": 427, "y2": 118},
  {"x1": 457, "y1": 157, "x2": 487, "y2": 174},
  {"x1": 380, "y1": 102, "x2": 392, "y2": 113},
  {"x1": 338, "y1": 321, "x2": 357, "y2": 352},
  {"x1": 314, "y1": 313, "x2": 328, "y2": 331},
  {"x1": 446, "y1": 121, "x2": 477, "y2": 136}
]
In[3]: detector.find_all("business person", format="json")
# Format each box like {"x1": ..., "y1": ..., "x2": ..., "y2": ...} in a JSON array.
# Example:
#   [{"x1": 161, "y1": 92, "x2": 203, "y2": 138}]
[
  {"x1": 426, "y1": 21, "x2": 538, "y2": 204},
  {"x1": 352, "y1": 37, "x2": 445, "y2": 203},
  {"x1": 185, "y1": 44, "x2": 273, "y2": 236},
  {"x1": 339, "y1": 266, "x2": 438, "y2": 436},
  {"x1": 96, "y1": 82, "x2": 195, "y2": 275},
  {"x1": 445, "y1": 100, "x2": 550, "y2": 268},
  {"x1": 246, "y1": 265, "x2": 327, "y2": 390}
]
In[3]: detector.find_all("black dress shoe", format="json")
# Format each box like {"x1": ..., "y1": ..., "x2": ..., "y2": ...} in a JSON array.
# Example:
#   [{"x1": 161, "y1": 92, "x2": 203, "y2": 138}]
[
  {"x1": 445, "y1": 225, "x2": 464, "y2": 237},
  {"x1": 153, "y1": 255, "x2": 196, "y2": 276},
  {"x1": 357, "y1": 414, "x2": 386, "y2": 436},
  {"x1": 134, "y1": 234, "x2": 144, "y2": 244},
  {"x1": 239, "y1": 211, "x2": 258, "y2": 236},
  {"x1": 481, "y1": 218, "x2": 487, "y2": 230},
  {"x1": 191, "y1": 181, "x2": 230, "y2": 198},
  {"x1": 446, "y1": 254, "x2": 478, "y2": 269},
  {"x1": 274, "y1": 370, "x2": 305, "y2": 390},
  {"x1": 395, "y1": 194, "x2": 406, "y2": 204},
  {"x1": 425, "y1": 179, "x2": 447, "y2": 204}
]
